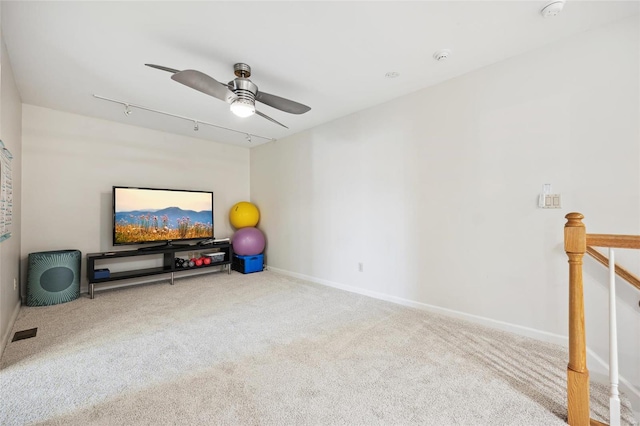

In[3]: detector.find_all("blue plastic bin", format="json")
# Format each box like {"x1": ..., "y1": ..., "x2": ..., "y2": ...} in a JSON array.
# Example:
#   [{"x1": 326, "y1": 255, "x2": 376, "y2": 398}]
[{"x1": 232, "y1": 254, "x2": 264, "y2": 274}]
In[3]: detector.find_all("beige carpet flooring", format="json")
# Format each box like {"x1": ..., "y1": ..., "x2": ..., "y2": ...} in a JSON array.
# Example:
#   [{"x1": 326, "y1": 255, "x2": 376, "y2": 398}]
[{"x1": 0, "y1": 270, "x2": 637, "y2": 425}]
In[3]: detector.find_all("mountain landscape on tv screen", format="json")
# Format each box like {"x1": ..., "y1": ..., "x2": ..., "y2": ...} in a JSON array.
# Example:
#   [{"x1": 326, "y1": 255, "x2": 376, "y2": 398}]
[
  {"x1": 115, "y1": 207, "x2": 212, "y2": 226},
  {"x1": 114, "y1": 206, "x2": 213, "y2": 243}
]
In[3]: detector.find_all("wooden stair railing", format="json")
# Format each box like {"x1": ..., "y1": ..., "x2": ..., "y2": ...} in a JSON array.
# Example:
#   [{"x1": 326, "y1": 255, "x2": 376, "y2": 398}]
[
  {"x1": 585, "y1": 247, "x2": 640, "y2": 292},
  {"x1": 564, "y1": 212, "x2": 640, "y2": 426}
]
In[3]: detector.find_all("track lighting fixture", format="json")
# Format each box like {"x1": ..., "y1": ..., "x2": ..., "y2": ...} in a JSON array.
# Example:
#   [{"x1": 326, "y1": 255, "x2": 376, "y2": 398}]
[{"x1": 93, "y1": 95, "x2": 274, "y2": 143}]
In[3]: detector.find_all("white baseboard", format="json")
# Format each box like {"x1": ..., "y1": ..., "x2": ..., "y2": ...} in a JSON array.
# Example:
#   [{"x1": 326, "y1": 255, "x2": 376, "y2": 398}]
[
  {"x1": 1, "y1": 299, "x2": 22, "y2": 358},
  {"x1": 267, "y1": 266, "x2": 640, "y2": 421},
  {"x1": 267, "y1": 266, "x2": 568, "y2": 344}
]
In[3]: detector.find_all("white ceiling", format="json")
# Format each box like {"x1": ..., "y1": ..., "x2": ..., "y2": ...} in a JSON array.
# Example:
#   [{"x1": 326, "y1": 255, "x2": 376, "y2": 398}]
[{"x1": 2, "y1": 1, "x2": 638, "y2": 147}]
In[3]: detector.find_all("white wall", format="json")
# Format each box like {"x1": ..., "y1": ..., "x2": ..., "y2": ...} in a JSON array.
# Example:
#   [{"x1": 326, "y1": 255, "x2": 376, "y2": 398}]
[
  {"x1": 251, "y1": 15, "x2": 640, "y2": 404},
  {"x1": 21, "y1": 105, "x2": 250, "y2": 293},
  {"x1": 0, "y1": 20, "x2": 23, "y2": 354}
]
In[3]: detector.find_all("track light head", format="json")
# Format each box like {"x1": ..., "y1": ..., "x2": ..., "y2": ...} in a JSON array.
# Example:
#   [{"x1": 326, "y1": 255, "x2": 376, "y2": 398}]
[{"x1": 124, "y1": 105, "x2": 132, "y2": 116}]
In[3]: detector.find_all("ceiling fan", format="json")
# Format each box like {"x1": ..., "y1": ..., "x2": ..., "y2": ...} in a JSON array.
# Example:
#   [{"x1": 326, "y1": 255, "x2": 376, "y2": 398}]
[{"x1": 145, "y1": 62, "x2": 311, "y2": 129}]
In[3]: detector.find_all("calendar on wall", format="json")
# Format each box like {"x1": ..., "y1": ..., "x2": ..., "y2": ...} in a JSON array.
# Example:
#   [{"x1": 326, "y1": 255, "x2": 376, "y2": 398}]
[{"x1": 0, "y1": 140, "x2": 13, "y2": 242}]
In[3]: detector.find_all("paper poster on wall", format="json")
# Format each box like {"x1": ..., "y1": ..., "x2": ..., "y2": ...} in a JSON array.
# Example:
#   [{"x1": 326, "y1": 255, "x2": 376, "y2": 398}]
[{"x1": 0, "y1": 140, "x2": 13, "y2": 242}]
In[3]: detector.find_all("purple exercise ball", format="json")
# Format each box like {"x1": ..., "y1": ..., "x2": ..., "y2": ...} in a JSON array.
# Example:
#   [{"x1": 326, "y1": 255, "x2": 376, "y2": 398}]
[{"x1": 232, "y1": 227, "x2": 265, "y2": 256}]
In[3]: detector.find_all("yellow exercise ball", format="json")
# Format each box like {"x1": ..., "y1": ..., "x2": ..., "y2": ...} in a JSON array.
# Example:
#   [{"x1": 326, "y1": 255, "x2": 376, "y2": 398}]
[{"x1": 229, "y1": 201, "x2": 260, "y2": 229}]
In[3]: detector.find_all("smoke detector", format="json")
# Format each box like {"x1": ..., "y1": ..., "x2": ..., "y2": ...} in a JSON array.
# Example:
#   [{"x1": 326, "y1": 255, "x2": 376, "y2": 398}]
[
  {"x1": 433, "y1": 49, "x2": 451, "y2": 61},
  {"x1": 541, "y1": 1, "x2": 565, "y2": 18}
]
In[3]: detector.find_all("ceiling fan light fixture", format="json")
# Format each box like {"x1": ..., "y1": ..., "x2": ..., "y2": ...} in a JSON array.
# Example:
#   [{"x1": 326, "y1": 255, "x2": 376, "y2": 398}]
[
  {"x1": 148, "y1": 62, "x2": 309, "y2": 127},
  {"x1": 230, "y1": 98, "x2": 256, "y2": 118}
]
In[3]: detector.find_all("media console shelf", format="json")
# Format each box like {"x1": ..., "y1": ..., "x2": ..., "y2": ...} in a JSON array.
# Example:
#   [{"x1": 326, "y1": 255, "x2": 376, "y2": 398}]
[{"x1": 86, "y1": 242, "x2": 232, "y2": 299}]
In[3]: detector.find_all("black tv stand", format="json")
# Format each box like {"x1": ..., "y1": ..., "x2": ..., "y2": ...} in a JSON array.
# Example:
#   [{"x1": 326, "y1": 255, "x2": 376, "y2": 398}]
[{"x1": 86, "y1": 242, "x2": 232, "y2": 299}]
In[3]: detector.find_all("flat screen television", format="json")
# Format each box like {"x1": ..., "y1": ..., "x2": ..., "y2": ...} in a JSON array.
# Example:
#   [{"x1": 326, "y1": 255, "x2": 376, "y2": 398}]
[{"x1": 113, "y1": 186, "x2": 214, "y2": 247}]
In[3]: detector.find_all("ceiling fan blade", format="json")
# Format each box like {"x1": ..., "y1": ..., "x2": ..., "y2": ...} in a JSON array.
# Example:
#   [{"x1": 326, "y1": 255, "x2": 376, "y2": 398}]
[
  {"x1": 256, "y1": 110, "x2": 288, "y2": 129},
  {"x1": 145, "y1": 63, "x2": 180, "y2": 74},
  {"x1": 255, "y1": 91, "x2": 311, "y2": 115},
  {"x1": 171, "y1": 70, "x2": 237, "y2": 103}
]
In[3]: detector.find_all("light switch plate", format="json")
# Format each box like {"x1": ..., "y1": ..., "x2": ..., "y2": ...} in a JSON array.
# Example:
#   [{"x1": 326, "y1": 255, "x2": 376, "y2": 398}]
[{"x1": 539, "y1": 193, "x2": 561, "y2": 209}]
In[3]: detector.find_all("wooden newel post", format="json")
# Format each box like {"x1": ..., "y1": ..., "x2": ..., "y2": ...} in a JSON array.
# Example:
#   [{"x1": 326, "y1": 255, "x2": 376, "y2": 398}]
[{"x1": 564, "y1": 212, "x2": 590, "y2": 425}]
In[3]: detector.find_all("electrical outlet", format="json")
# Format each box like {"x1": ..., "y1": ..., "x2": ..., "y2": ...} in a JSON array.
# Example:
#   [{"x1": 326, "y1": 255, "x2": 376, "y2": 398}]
[
  {"x1": 358, "y1": 262, "x2": 363, "y2": 272},
  {"x1": 13, "y1": 278, "x2": 17, "y2": 290}
]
